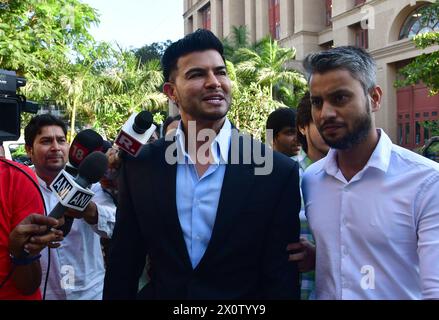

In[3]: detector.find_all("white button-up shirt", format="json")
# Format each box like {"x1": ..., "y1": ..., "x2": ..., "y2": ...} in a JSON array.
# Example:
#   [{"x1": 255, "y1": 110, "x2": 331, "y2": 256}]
[
  {"x1": 37, "y1": 174, "x2": 116, "y2": 300},
  {"x1": 302, "y1": 129, "x2": 439, "y2": 299}
]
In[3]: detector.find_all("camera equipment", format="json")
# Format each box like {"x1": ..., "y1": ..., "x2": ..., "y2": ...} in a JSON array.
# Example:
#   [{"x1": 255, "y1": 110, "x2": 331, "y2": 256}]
[{"x1": 0, "y1": 69, "x2": 39, "y2": 141}]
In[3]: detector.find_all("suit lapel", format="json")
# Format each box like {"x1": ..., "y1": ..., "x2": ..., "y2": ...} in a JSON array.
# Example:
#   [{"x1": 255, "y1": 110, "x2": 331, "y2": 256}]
[
  {"x1": 155, "y1": 139, "x2": 192, "y2": 270},
  {"x1": 195, "y1": 133, "x2": 255, "y2": 271}
]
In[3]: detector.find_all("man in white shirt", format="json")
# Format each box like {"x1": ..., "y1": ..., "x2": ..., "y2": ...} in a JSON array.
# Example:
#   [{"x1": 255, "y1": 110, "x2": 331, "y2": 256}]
[
  {"x1": 24, "y1": 114, "x2": 116, "y2": 300},
  {"x1": 300, "y1": 46, "x2": 439, "y2": 299}
]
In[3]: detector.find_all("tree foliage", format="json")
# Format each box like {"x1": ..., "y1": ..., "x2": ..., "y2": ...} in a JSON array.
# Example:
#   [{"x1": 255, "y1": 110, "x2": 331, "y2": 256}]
[
  {"x1": 134, "y1": 40, "x2": 172, "y2": 65},
  {"x1": 223, "y1": 25, "x2": 251, "y2": 63},
  {"x1": 0, "y1": 0, "x2": 168, "y2": 140},
  {"x1": 92, "y1": 49, "x2": 167, "y2": 139},
  {"x1": 395, "y1": 1, "x2": 439, "y2": 136},
  {"x1": 0, "y1": 0, "x2": 99, "y2": 74},
  {"x1": 222, "y1": 26, "x2": 307, "y2": 139},
  {"x1": 396, "y1": 1, "x2": 439, "y2": 95},
  {"x1": 227, "y1": 61, "x2": 283, "y2": 141}
]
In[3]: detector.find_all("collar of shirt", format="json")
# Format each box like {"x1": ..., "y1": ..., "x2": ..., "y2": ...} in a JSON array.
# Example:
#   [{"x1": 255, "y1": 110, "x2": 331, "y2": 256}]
[
  {"x1": 318, "y1": 129, "x2": 392, "y2": 178},
  {"x1": 175, "y1": 118, "x2": 232, "y2": 165},
  {"x1": 33, "y1": 168, "x2": 51, "y2": 191},
  {"x1": 292, "y1": 148, "x2": 312, "y2": 171}
]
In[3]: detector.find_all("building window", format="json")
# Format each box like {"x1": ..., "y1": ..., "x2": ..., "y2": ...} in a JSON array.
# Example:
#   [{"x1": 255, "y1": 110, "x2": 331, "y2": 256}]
[
  {"x1": 201, "y1": 4, "x2": 211, "y2": 30},
  {"x1": 415, "y1": 122, "x2": 421, "y2": 145},
  {"x1": 399, "y1": 5, "x2": 439, "y2": 39},
  {"x1": 405, "y1": 123, "x2": 410, "y2": 145},
  {"x1": 425, "y1": 126, "x2": 430, "y2": 141},
  {"x1": 188, "y1": 16, "x2": 194, "y2": 33},
  {"x1": 354, "y1": 0, "x2": 366, "y2": 6},
  {"x1": 398, "y1": 123, "x2": 403, "y2": 145},
  {"x1": 325, "y1": 0, "x2": 332, "y2": 27},
  {"x1": 320, "y1": 41, "x2": 334, "y2": 51},
  {"x1": 269, "y1": 0, "x2": 280, "y2": 39},
  {"x1": 352, "y1": 23, "x2": 368, "y2": 49}
]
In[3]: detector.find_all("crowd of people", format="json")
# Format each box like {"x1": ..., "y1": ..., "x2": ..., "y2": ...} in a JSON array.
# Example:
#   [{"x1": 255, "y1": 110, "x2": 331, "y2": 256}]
[{"x1": 1, "y1": 29, "x2": 438, "y2": 300}]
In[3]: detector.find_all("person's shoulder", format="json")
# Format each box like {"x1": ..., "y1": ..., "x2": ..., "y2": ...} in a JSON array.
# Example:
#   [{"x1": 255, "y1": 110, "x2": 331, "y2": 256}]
[
  {"x1": 302, "y1": 156, "x2": 326, "y2": 180},
  {"x1": 391, "y1": 143, "x2": 439, "y2": 173},
  {"x1": 124, "y1": 138, "x2": 169, "y2": 163},
  {"x1": 0, "y1": 158, "x2": 37, "y2": 182},
  {"x1": 273, "y1": 149, "x2": 298, "y2": 170}
]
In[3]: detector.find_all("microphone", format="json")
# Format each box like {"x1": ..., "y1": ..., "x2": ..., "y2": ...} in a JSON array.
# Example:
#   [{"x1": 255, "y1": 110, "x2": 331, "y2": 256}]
[
  {"x1": 48, "y1": 151, "x2": 108, "y2": 219},
  {"x1": 65, "y1": 129, "x2": 104, "y2": 176},
  {"x1": 114, "y1": 110, "x2": 156, "y2": 157}
]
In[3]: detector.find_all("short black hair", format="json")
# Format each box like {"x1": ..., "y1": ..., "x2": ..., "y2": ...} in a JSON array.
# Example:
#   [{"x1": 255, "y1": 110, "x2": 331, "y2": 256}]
[
  {"x1": 24, "y1": 114, "x2": 67, "y2": 147},
  {"x1": 296, "y1": 92, "x2": 312, "y2": 153},
  {"x1": 266, "y1": 107, "x2": 297, "y2": 138},
  {"x1": 161, "y1": 29, "x2": 225, "y2": 82},
  {"x1": 162, "y1": 114, "x2": 181, "y2": 136}
]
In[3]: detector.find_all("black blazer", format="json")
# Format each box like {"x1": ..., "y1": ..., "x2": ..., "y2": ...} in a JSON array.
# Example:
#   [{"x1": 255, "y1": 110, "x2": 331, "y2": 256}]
[{"x1": 103, "y1": 133, "x2": 301, "y2": 300}]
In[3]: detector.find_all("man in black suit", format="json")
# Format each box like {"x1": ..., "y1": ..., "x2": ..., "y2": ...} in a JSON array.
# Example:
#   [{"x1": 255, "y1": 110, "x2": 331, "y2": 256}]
[{"x1": 103, "y1": 29, "x2": 301, "y2": 300}]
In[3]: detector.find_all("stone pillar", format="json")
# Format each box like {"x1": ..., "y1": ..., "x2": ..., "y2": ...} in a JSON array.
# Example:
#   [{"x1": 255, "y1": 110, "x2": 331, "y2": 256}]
[
  {"x1": 279, "y1": 0, "x2": 294, "y2": 39},
  {"x1": 245, "y1": 0, "x2": 257, "y2": 43},
  {"x1": 255, "y1": 0, "x2": 269, "y2": 41},
  {"x1": 223, "y1": 0, "x2": 245, "y2": 38},
  {"x1": 211, "y1": 0, "x2": 224, "y2": 38},
  {"x1": 331, "y1": 0, "x2": 352, "y2": 17},
  {"x1": 184, "y1": 15, "x2": 194, "y2": 34}
]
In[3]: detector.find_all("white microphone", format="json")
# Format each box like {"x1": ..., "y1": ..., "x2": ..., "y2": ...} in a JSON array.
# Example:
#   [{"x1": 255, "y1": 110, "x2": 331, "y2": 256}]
[
  {"x1": 48, "y1": 151, "x2": 108, "y2": 219},
  {"x1": 114, "y1": 111, "x2": 156, "y2": 157}
]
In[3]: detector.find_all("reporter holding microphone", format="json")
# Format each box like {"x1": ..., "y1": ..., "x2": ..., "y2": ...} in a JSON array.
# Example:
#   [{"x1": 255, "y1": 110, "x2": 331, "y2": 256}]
[
  {"x1": 24, "y1": 115, "x2": 116, "y2": 300},
  {"x1": 0, "y1": 158, "x2": 63, "y2": 300}
]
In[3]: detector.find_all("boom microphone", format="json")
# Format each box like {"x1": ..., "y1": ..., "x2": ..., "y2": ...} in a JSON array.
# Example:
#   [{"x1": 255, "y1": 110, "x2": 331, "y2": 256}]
[
  {"x1": 115, "y1": 110, "x2": 156, "y2": 157},
  {"x1": 49, "y1": 151, "x2": 108, "y2": 219}
]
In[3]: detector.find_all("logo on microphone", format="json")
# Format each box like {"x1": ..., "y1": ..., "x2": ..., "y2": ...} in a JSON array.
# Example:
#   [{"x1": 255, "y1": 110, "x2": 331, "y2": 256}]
[
  {"x1": 69, "y1": 143, "x2": 90, "y2": 165},
  {"x1": 51, "y1": 173, "x2": 74, "y2": 200},
  {"x1": 50, "y1": 170, "x2": 95, "y2": 211},
  {"x1": 67, "y1": 191, "x2": 93, "y2": 209},
  {"x1": 115, "y1": 130, "x2": 142, "y2": 156}
]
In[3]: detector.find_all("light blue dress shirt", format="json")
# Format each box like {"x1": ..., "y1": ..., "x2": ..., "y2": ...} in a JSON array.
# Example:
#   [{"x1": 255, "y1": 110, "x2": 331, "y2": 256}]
[{"x1": 175, "y1": 119, "x2": 231, "y2": 268}]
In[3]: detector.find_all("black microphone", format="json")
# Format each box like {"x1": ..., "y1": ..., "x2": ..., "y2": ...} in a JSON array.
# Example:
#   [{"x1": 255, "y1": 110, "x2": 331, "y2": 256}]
[
  {"x1": 65, "y1": 129, "x2": 104, "y2": 176},
  {"x1": 49, "y1": 151, "x2": 108, "y2": 220},
  {"x1": 114, "y1": 110, "x2": 156, "y2": 157}
]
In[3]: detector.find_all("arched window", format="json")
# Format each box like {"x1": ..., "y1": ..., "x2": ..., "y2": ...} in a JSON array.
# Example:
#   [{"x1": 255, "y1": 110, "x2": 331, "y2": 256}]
[{"x1": 399, "y1": 4, "x2": 439, "y2": 39}]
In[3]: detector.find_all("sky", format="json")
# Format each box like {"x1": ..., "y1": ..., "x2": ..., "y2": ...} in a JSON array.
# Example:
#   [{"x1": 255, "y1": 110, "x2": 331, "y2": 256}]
[{"x1": 82, "y1": 0, "x2": 184, "y2": 49}]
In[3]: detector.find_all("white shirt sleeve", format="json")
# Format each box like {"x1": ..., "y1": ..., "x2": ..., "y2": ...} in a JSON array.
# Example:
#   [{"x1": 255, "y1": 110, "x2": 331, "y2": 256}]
[
  {"x1": 89, "y1": 182, "x2": 117, "y2": 239},
  {"x1": 416, "y1": 173, "x2": 439, "y2": 299}
]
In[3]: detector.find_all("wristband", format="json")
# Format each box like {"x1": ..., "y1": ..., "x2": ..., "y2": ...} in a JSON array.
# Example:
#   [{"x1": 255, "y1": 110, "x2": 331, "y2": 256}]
[{"x1": 9, "y1": 253, "x2": 42, "y2": 266}]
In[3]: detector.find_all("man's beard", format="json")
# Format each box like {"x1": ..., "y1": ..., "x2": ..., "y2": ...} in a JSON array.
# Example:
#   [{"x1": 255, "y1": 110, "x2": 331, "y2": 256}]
[{"x1": 321, "y1": 103, "x2": 372, "y2": 150}]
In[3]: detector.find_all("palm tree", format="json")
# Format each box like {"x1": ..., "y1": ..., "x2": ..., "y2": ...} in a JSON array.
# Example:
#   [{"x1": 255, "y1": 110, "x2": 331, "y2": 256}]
[
  {"x1": 56, "y1": 60, "x2": 104, "y2": 142},
  {"x1": 234, "y1": 37, "x2": 307, "y2": 106},
  {"x1": 92, "y1": 49, "x2": 168, "y2": 139},
  {"x1": 223, "y1": 25, "x2": 251, "y2": 62}
]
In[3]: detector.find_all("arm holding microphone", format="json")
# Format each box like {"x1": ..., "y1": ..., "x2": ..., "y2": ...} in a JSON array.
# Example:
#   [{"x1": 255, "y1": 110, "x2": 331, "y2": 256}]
[
  {"x1": 48, "y1": 151, "x2": 110, "y2": 237},
  {"x1": 9, "y1": 214, "x2": 63, "y2": 296},
  {"x1": 53, "y1": 128, "x2": 116, "y2": 238},
  {"x1": 64, "y1": 184, "x2": 116, "y2": 239},
  {"x1": 0, "y1": 159, "x2": 63, "y2": 298},
  {"x1": 98, "y1": 110, "x2": 156, "y2": 204}
]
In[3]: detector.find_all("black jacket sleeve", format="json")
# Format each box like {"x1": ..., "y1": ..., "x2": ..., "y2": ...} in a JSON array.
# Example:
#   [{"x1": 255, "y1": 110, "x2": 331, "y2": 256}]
[
  {"x1": 262, "y1": 161, "x2": 301, "y2": 299},
  {"x1": 103, "y1": 160, "x2": 147, "y2": 300}
]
